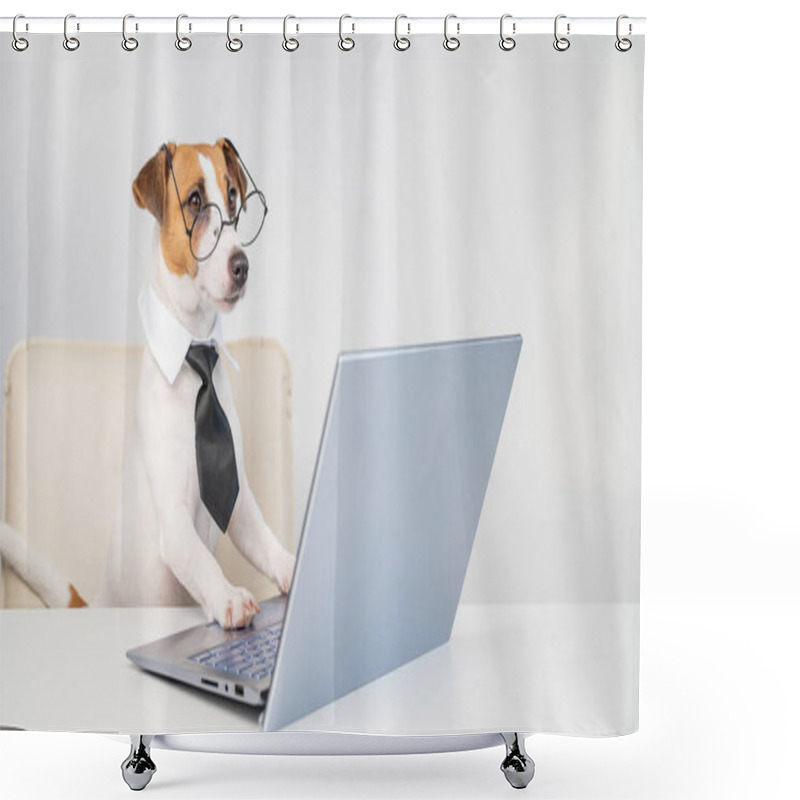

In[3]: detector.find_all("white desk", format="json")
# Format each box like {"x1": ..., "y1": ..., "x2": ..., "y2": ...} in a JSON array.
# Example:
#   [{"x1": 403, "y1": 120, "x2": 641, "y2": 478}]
[{"x1": 0, "y1": 603, "x2": 637, "y2": 736}]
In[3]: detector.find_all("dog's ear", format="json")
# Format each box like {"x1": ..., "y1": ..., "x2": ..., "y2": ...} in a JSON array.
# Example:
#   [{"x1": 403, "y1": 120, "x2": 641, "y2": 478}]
[
  {"x1": 217, "y1": 138, "x2": 248, "y2": 210},
  {"x1": 132, "y1": 143, "x2": 175, "y2": 223}
]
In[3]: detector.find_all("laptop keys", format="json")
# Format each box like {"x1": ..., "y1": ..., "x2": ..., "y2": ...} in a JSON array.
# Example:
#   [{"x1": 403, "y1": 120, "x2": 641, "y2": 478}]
[{"x1": 189, "y1": 621, "x2": 283, "y2": 680}]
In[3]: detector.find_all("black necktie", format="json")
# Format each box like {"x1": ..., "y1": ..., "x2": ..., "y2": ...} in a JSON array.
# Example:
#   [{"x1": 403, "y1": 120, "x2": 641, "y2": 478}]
[{"x1": 185, "y1": 343, "x2": 239, "y2": 532}]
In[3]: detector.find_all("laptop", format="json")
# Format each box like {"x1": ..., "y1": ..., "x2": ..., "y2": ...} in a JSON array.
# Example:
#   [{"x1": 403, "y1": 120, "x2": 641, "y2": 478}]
[{"x1": 127, "y1": 333, "x2": 522, "y2": 732}]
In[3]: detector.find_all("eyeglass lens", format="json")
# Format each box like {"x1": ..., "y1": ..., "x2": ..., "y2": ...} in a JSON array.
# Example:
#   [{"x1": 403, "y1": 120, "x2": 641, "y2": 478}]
[
  {"x1": 235, "y1": 192, "x2": 267, "y2": 247},
  {"x1": 190, "y1": 205, "x2": 224, "y2": 261}
]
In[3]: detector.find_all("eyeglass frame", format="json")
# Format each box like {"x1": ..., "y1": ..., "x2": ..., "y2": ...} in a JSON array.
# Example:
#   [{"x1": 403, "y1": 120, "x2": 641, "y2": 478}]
[{"x1": 161, "y1": 140, "x2": 269, "y2": 262}]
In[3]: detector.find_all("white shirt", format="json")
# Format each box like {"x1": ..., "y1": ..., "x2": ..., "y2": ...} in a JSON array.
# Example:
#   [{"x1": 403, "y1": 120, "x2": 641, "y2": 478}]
[{"x1": 138, "y1": 285, "x2": 239, "y2": 385}]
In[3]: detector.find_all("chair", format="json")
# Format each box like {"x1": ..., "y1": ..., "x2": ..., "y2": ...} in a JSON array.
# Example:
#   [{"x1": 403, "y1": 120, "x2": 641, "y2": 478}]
[{"x1": 1, "y1": 337, "x2": 295, "y2": 609}]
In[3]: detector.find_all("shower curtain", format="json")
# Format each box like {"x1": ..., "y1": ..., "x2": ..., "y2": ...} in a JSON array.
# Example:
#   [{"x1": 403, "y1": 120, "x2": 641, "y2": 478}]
[{"x1": 0, "y1": 24, "x2": 644, "y2": 738}]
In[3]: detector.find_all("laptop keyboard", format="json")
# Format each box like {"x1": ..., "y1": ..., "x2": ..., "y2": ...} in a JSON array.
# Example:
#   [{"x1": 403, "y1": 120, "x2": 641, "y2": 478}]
[{"x1": 189, "y1": 621, "x2": 283, "y2": 681}]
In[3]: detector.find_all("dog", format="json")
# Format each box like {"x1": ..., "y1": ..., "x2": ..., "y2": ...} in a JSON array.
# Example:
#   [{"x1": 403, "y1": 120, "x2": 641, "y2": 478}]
[{"x1": 0, "y1": 139, "x2": 295, "y2": 630}]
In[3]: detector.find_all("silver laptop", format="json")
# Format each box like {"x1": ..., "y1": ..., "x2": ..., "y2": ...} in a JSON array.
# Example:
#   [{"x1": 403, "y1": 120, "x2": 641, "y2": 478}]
[{"x1": 127, "y1": 333, "x2": 522, "y2": 732}]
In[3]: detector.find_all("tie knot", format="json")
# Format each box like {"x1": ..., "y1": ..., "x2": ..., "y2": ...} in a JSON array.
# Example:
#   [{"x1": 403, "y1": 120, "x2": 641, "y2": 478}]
[{"x1": 186, "y1": 343, "x2": 219, "y2": 383}]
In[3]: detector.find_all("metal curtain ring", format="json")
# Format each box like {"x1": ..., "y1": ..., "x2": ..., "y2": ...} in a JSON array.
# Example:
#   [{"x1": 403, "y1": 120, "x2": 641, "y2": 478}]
[
  {"x1": 338, "y1": 14, "x2": 355, "y2": 51},
  {"x1": 122, "y1": 14, "x2": 138, "y2": 51},
  {"x1": 176, "y1": 14, "x2": 192, "y2": 51},
  {"x1": 553, "y1": 14, "x2": 570, "y2": 52},
  {"x1": 615, "y1": 14, "x2": 632, "y2": 51},
  {"x1": 227, "y1": 15, "x2": 243, "y2": 52},
  {"x1": 63, "y1": 13, "x2": 80, "y2": 51},
  {"x1": 443, "y1": 14, "x2": 460, "y2": 51},
  {"x1": 283, "y1": 15, "x2": 299, "y2": 52},
  {"x1": 394, "y1": 14, "x2": 410, "y2": 51},
  {"x1": 499, "y1": 14, "x2": 516, "y2": 51},
  {"x1": 12, "y1": 14, "x2": 29, "y2": 51}
]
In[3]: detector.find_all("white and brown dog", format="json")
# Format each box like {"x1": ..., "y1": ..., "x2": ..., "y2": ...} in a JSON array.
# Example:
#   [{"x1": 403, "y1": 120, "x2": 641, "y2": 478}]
[{"x1": 0, "y1": 139, "x2": 295, "y2": 630}]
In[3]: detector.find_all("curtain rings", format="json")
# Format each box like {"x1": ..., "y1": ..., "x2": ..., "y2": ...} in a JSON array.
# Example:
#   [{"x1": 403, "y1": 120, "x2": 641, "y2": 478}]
[
  {"x1": 499, "y1": 14, "x2": 516, "y2": 51},
  {"x1": 227, "y1": 15, "x2": 243, "y2": 52},
  {"x1": 283, "y1": 15, "x2": 299, "y2": 52},
  {"x1": 12, "y1": 15, "x2": 29, "y2": 52},
  {"x1": 338, "y1": 14, "x2": 355, "y2": 51},
  {"x1": 394, "y1": 14, "x2": 410, "y2": 51},
  {"x1": 615, "y1": 15, "x2": 632, "y2": 52},
  {"x1": 63, "y1": 13, "x2": 80, "y2": 51},
  {"x1": 175, "y1": 14, "x2": 192, "y2": 50},
  {"x1": 122, "y1": 14, "x2": 138, "y2": 51},
  {"x1": 443, "y1": 14, "x2": 460, "y2": 51},
  {"x1": 553, "y1": 14, "x2": 570, "y2": 52}
]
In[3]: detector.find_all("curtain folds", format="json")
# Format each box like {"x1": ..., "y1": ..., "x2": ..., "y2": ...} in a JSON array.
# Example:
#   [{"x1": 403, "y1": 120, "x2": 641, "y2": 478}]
[{"x1": 0, "y1": 32, "x2": 644, "y2": 736}]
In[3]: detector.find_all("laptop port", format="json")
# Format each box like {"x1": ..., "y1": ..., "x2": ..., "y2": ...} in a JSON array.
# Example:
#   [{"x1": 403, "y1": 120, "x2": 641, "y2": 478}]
[
  {"x1": 201, "y1": 678, "x2": 219, "y2": 688},
  {"x1": 235, "y1": 684, "x2": 244, "y2": 697}
]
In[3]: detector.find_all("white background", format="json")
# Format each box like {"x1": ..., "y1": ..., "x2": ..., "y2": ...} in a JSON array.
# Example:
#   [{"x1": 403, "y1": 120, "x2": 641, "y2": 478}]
[{"x1": 1, "y1": 1, "x2": 798, "y2": 799}]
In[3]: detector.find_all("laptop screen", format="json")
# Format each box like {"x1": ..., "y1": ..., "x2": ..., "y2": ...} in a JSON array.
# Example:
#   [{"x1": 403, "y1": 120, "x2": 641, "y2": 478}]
[{"x1": 261, "y1": 334, "x2": 521, "y2": 731}]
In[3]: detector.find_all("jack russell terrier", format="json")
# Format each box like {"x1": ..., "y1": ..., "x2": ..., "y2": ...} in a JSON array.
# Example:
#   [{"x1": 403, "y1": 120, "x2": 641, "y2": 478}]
[{"x1": 0, "y1": 139, "x2": 295, "y2": 630}]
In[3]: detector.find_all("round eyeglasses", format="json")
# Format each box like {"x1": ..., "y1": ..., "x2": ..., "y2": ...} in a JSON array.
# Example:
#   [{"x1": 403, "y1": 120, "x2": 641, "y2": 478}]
[{"x1": 162, "y1": 142, "x2": 268, "y2": 262}]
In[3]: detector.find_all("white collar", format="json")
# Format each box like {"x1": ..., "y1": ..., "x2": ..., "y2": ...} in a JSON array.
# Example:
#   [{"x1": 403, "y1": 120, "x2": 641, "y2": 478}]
[{"x1": 138, "y1": 284, "x2": 239, "y2": 385}]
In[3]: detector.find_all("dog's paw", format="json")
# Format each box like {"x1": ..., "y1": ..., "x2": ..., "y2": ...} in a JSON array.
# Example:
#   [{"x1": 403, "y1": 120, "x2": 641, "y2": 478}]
[
  {"x1": 267, "y1": 548, "x2": 296, "y2": 595},
  {"x1": 211, "y1": 586, "x2": 260, "y2": 630}
]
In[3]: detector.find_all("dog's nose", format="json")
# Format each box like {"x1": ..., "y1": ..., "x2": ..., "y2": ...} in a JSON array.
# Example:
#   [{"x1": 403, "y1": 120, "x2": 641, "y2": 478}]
[{"x1": 229, "y1": 251, "x2": 249, "y2": 288}]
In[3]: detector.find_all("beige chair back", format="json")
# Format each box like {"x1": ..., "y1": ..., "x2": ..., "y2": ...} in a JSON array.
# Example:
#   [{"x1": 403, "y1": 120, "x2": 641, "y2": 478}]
[{"x1": 1, "y1": 338, "x2": 294, "y2": 608}]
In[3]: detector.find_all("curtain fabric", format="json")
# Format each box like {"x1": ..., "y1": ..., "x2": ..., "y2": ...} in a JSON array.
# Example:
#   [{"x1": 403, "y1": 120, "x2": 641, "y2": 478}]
[{"x1": 0, "y1": 32, "x2": 644, "y2": 737}]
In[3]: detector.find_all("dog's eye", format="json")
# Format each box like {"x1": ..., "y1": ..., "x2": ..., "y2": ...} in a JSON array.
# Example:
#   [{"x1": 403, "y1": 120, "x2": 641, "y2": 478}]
[
  {"x1": 228, "y1": 187, "x2": 237, "y2": 213},
  {"x1": 187, "y1": 191, "x2": 202, "y2": 215}
]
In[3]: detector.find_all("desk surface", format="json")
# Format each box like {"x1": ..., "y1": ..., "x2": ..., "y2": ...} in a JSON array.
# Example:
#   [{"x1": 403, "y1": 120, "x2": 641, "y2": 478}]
[{"x1": 0, "y1": 603, "x2": 637, "y2": 736}]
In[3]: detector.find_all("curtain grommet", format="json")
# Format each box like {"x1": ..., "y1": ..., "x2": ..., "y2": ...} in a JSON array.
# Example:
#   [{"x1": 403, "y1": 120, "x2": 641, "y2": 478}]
[
  {"x1": 553, "y1": 14, "x2": 570, "y2": 52},
  {"x1": 282, "y1": 15, "x2": 299, "y2": 52},
  {"x1": 499, "y1": 14, "x2": 516, "y2": 51},
  {"x1": 226, "y1": 15, "x2": 243, "y2": 52},
  {"x1": 175, "y1": 14, "x2": 192, "y2": 51},
  {"x1": 615, "y1": 15, "x2": 632, "y2": 51},
  {"x1": 394, "y1": 15, "x2": 410, "y2": 51},
  {"x1": 121, "y1": 14, "x2": 138, "y2": 51},
  {"x1": 12, "y1": 14, "x2": 29, "y2": 51},
  {"x1": 443, "y1": 14, "x2": 460, "y2": 51},
  {"x1": 63, "y1": 13, "x2": 80, "y2": 51}
]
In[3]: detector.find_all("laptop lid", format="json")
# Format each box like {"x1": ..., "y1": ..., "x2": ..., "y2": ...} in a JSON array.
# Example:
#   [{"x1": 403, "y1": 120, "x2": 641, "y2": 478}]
[{"x1": 261, "y1": 334, "x2": 522, "y2": 731}]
